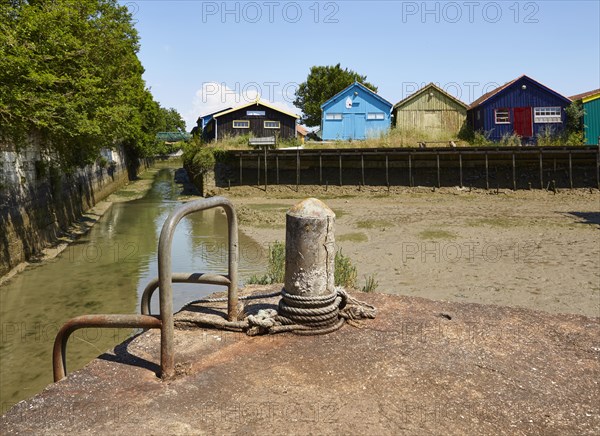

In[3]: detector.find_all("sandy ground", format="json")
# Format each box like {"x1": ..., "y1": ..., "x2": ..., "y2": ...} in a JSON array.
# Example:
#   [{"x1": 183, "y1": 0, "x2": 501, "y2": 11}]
[{"x1": 210, "y1": 184, "x2": 600, "y2": 318}]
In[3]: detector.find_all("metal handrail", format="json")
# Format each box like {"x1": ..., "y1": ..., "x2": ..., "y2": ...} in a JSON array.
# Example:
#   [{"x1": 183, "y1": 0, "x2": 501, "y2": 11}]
[
  {"x1": 158, "y1": 197, "x2": 238, "y2": 379},
  {"x1": 53, "y1": 314, "x2": 162, "y2": 382},
  {"x1": 140, "y1": 272, "x2": 231, "y2": 317},
  {"x1": 52, "y1": 197, "x2": 239, "y2": 381}
]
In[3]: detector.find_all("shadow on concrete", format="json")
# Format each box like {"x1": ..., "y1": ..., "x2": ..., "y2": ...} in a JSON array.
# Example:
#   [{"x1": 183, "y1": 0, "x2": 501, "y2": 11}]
[{"x1": 98, "y1": 335, "x2": 160, "y2": 377}]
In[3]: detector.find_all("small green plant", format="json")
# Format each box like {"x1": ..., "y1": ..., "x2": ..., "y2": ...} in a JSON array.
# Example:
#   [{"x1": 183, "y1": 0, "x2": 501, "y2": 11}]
[
  {"x1": 537, "y1": 126, "x2": 562, "y2": 146},
  {"x1": 471, "y1": 130, "x2": 493, "y2": 146},
  {"x1": 355, "y1": 219, "x2": 393, "y2": 229},
  {"x1": 418, "y1": 229, "x2": 456, "y2": 240},
  {"x1": 334, "y1": 250, "x2": 357, "y2": 288},
  {"x1": 565, "y1": 131, "x2": 585, "y2": 145},
  {"x1": 276, "y1": 138, "x2": 302, "y2": 149},
  {"x1": 97, "y1": 156, "x2": 108, "y2": 168},
  {"x1": 361, "y1": 274, "x2": 378, "y2": 293},
  {"x1": 499, "y1": 132, "x2": 522, "y2": 147},
  {"x1": 218, "y1": 133, "x2": 251, "y2": 149},
  {"x1": 247, "y1": 241, "x2": 285, "y2": 285},
  {"x1": 266, "y1": 241, "x2": 285, "y2": 283}
]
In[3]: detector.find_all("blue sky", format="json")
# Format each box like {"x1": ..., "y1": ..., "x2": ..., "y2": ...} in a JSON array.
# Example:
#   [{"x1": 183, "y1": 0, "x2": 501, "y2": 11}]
[{"x1": 120, "y1": 1, "x2": 600, "y2": 129}]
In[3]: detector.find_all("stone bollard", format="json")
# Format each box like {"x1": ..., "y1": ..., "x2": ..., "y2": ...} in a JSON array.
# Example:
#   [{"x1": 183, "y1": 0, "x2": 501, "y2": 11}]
[{"x1": 284, "y1": 198, "x2": 335, "y2": 297}]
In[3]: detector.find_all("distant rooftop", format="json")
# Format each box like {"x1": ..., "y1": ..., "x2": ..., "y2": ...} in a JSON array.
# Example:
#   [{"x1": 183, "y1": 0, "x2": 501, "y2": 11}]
[
  {"x1": 156, "y1": 132, "x2": 192, "y2": 142},
  {"x1": 569, "y1": 88, "x2": 600, "y2": 101}
]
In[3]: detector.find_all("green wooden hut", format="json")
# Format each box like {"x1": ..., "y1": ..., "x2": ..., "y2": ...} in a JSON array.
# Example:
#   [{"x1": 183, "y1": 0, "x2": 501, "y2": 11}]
[
  {"x1": 584, "y1": 93, "x2": 600, "y2": 145},
  {"x1": 393, "y1": 83, "x2": 468, "y2": 137},
  {"x1": 570, "y1": 89, "x2": 600, "y2": 145}
]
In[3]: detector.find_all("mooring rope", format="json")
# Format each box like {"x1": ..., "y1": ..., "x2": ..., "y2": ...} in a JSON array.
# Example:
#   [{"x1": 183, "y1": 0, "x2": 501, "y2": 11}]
[{"x1": 177, "y1": 287, "x2": 376, "y2": 336}]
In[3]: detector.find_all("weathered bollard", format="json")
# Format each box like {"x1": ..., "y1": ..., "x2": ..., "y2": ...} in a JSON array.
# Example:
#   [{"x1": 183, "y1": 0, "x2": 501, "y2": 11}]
[{"x1": 284, "y1": 198, "x2": 335, "y2": 297}]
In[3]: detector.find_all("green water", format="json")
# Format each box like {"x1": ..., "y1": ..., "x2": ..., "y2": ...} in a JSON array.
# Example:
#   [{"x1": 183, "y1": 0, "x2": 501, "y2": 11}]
[{"x1": 0, "y1": 162, "x2": 266, "y2": 411}]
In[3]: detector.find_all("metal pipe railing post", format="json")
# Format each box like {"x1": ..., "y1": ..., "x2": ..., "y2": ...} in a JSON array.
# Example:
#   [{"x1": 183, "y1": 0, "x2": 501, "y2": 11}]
[{"x1": 157, "y1": 197, "x2": 238, "y2": 379}]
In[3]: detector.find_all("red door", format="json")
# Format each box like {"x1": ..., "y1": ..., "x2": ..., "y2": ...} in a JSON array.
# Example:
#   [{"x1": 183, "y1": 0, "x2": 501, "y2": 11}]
[{"x1": 513, "y1": 107, "x2": 533, "y2": 137}]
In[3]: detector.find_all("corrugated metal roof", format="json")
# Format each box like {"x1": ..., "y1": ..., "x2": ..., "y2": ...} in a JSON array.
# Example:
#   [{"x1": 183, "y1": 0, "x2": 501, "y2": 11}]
[
  {"x1": 570, "y1": 89, "x2": 600, "y2": 102},
  {"x1": 393, "y1": 82, "x2": 468, "y2": 110}
]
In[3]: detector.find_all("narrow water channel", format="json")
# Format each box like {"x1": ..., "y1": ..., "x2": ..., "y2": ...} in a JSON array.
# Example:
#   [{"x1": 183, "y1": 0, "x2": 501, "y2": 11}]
[{"x1": 0, "y1": 161, "x2": 267, "y2": 410}]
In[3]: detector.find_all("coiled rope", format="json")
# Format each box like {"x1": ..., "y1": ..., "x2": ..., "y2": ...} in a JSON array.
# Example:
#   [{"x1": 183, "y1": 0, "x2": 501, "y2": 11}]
[{"x1": 178, "y1": 287, "x2": 376, "y2": 336}]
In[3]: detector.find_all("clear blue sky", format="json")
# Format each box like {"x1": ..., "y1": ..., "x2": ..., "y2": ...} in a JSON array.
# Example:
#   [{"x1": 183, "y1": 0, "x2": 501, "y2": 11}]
[{"x1": 120, "y1": 1, "x2": 600, "y2": 129}]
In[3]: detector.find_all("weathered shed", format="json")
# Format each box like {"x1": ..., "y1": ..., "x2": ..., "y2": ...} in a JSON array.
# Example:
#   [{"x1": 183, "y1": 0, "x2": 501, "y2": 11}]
[
  {"x1": 393, "y1": 83, "x2": 467, "y2": 137},
  {"x1": 321, "y1": 82, "x2": 392, "y2": 141},
  {"x1": 201, "y1": 101, "x2": 299, "y2": 142},
  {"x1": 467, "y1": 75, "x2": 571, "y2": 143},
  {"x1": 570, "y1": 89, "x2": 600, "y2": 145}
]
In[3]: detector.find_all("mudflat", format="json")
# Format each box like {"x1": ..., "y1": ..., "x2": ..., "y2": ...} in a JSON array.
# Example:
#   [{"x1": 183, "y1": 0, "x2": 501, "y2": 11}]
[{"x1": 219, "y1": 185, "x2": 600, "y2": 317}]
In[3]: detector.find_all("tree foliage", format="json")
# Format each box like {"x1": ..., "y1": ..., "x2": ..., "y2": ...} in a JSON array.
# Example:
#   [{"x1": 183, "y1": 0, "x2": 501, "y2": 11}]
[
  {"x1": 293, "y1": 64, "x2": 377, "y2": 127},
  {"x1": 0, "y1": 0, "x2": 164, "y2": 168},
  {"x1": 564, "y1": 101, "x2": 585, "y2": 145},
  {"x1": 158, "y1": 107, "x2": 186, "y2": 133}
]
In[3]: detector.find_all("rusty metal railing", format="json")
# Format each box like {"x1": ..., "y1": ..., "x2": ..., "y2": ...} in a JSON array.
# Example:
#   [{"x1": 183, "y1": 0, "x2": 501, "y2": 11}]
[
  {"x1": 157, "y1": 197, "x2": 238, "y2": 378},
  {"x1": 53, "y1": 314, "x2": 162, "y2": 382},
  {"x1": 140, "y1": 272, "x2": 232, "y2": 317},
  {"x1": 52, "y1": 197, "x2": 239, "y2": 381}
]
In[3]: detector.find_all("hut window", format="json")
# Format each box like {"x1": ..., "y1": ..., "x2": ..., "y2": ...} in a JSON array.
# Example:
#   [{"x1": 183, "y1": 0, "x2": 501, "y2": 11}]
[
  {"x1": 264, "y1": 121, "x2": 280, "y2": 129},
  {"x1": 367, "y1": 113, "x2": 385, "y2": 120},
  {"x1": 247, "y1": 110, "x2": 265, "y2": 116},
  {"x1": 325, "y1": 113, "x2": 343, "y2": 120},
  {"x1": 534, "y1": 107, "x2": 561, "y2": 123},
  {"x1": 494, "y1": 109, "x2": 510, "y2": 124},
  {"x1": 233, "y1": 120, "x2": 250, "y2": 129}
]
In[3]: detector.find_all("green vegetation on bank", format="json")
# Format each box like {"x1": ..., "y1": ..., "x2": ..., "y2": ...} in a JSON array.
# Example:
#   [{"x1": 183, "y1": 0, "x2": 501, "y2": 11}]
[{"x1": 0, "y1": 0, "x2": 182, "y2": 170}]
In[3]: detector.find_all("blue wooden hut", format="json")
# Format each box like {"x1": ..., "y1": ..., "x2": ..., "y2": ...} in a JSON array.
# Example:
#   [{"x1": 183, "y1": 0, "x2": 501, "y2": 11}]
[
  {"x1": 467, "y1": 75, "x2": 571, "y2": 143},
  {"x1": 321, "y1": 82, "x2": 392, "y2": 141}
]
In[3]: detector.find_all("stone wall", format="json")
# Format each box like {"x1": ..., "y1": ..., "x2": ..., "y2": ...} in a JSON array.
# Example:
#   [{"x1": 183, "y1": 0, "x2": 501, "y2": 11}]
[{"x1": 0, "y1": 142, "x2": 148, "y2": 277}]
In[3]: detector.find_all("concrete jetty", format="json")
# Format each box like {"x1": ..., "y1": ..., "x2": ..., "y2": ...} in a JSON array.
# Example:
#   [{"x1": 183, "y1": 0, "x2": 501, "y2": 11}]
[{"x1": 1, "y1": 286, "x2": 598, "y2": 435}]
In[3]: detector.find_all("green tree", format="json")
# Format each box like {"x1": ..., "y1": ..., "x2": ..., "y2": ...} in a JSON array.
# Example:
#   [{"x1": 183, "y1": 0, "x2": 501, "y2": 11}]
[
  {"x1": 0, "y1": 0, "x2": 164, "y2": 168},
  {"x1": 293, "y1": 64, "x2": 377, "y2": 127},
  {"x1": 158, "y1": 107, "x2": 186, "y2": 132},
  {"x1": 564, "y1": 101, "x2": 585, "y2": 145}
]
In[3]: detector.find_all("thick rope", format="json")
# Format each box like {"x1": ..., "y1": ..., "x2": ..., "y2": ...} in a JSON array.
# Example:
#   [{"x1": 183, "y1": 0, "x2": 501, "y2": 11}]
[{"x1": 176, "y1": 287, "x2": 376, "y2": 336}]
